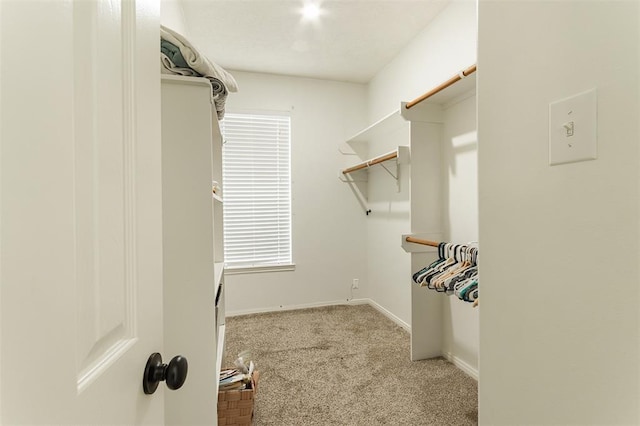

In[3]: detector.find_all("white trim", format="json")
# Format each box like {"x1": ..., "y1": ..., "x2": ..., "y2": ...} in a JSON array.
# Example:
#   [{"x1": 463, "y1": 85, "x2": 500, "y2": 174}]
[
  {"x1": 224, "y1": 264, "x2": 296, "y2": 275},
  {"x1": 355, "y1": 298, "x2": 411, "y2": 332},
  {"x1": 443, "y1": 351, "x2": 479, "y2": 381},
  {"x1": 226, "y1": 298, "x2": 350, "y2": 317},
  {"x1": 122, "y1": 0, "x2": 138, "y2": 355},
  {"x1": 77, "y1": 337, "x2": 138, "y2": 393},
  {"x1": 0, "y1": 0, "x2": 3, "y2": 416},
  {"x1": 215, "y1": 323, "x2": 225, "y2": 395},
  {"x1": 226, "y1": 297, "x2": 411, "y2": 332}
]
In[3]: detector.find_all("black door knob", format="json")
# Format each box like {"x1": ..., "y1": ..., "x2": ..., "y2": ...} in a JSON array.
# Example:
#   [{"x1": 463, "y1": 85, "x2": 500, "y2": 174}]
[{"x1": 143, "y1": 352, "x2": 188, "y2": 394}]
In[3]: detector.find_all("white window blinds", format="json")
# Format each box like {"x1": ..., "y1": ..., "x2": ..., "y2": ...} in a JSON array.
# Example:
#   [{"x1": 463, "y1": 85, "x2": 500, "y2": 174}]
[{"x1": 221, "y1": 112, "x2": 292, "y2": 269}]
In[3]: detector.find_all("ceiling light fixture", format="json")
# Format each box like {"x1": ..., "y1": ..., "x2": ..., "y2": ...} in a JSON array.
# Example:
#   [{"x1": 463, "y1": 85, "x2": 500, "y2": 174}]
[{"x1": 302, "y1": 3, "x2": 321, "y2": 20}]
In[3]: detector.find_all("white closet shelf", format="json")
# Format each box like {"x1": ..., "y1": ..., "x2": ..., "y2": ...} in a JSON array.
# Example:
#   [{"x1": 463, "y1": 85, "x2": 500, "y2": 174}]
[
  {"x1": 337, "y1": 102, "x2": 411, "y2": 214},
  {"x1": 161, "y1": 74, "x2": 211, "y2": 86},
  {"x1": 344, "y1": 109, "x2": 406, "y2": 146}
]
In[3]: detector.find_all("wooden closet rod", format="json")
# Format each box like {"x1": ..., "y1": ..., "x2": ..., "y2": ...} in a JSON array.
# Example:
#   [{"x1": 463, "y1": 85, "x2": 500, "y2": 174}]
[
  {"x1": 405, "y1": 64, "x2": 477, "y2": 110},
  {"x1": 405, "y1": 236, "x2": 439, "y2": 248},
  {"x1": 342, "y1": 150, "x2": 398, "y2": 175}
]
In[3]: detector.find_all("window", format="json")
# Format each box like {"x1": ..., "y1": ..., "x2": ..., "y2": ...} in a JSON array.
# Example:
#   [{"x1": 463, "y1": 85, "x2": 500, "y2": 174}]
[{"x1": 220, "y1": 112, "x2": 292, "y2": 271}]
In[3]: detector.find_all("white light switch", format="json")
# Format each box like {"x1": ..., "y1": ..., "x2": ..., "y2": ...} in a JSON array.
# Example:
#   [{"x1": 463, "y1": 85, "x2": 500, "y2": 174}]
[{"x1": 549, "y1": 88, "x2": 597, "y2": 165}]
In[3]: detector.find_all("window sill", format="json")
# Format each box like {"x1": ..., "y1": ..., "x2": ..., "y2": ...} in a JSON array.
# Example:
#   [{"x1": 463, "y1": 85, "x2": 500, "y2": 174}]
[{"x1": 224, "y1": 264, "x2": 296, "y2": 275}]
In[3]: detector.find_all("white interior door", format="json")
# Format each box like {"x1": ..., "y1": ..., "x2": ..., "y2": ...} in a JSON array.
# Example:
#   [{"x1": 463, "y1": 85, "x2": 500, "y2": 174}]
[{"x1": 0, "y1": 1, "x2": 165, "y2": 424}]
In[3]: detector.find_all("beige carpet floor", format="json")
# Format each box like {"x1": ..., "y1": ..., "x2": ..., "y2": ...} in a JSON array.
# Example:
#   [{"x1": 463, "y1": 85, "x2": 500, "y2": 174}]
[{"x1": 222, "y1": 304, "x2": 478, "y2": 426}]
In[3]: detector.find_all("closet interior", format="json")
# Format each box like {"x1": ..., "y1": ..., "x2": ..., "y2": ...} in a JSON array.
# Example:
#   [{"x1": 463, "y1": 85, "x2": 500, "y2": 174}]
[{"x1": 341, "y1": 66, "x2": 479, "y2": 373}]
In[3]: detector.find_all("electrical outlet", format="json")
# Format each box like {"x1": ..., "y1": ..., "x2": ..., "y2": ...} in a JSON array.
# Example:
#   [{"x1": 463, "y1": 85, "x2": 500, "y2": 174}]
[{"x1": 352, "y1": 279, "x2": 359, "y2": 289}]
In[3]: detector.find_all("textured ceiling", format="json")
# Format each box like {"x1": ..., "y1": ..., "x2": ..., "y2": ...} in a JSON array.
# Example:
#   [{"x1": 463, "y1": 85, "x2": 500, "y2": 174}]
[{"x1": 180, "y1": 0, "x2": 450, "y2": 84}]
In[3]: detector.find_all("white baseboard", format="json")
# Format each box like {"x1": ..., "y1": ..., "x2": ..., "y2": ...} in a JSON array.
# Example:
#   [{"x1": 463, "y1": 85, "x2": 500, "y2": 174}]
[
  {"x1": 443, "y1": 351, "x2": 478, "y2": 381},
  {"x1": 348, "y1": 298, "x2": 411, "y2": 332},
  {"x1": 226, "y1": 299, "x2": 362, "y2": 317}
]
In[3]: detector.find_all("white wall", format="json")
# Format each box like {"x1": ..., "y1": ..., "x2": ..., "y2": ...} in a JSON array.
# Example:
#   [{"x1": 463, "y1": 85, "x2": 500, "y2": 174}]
[
  {"x1": 364, "y1": 0, "x2": 479, "y2": 368},
  {"x1": 222, "y1": 71, "x2": 369, "y2": 314},
  {"x1": 368, "y1": 1, "x2": 477, "y2": 122},
  {"x1": 478, "y1": 1, "x2": 640, "y2": 424},
  {"x1": 441, "y1": 93, "x2": 479, "y2": 372},
  {"x1": 160, "y1": 0, "x2": 188, "y2": 35},
  {"x1": 364, "y1": 121, "x2": 412, "y2": 325}
]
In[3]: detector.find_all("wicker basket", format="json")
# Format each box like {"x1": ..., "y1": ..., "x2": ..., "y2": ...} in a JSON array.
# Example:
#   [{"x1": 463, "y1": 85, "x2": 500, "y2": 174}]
[{"x1": 217, "y1": 371, "x2": 259, "y2": 426}]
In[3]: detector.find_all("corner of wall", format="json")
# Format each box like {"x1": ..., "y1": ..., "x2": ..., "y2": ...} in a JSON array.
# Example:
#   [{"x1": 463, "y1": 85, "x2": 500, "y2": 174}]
[
  {"x1": 160, "y1": 0, "x2": 189, "y2": 36},
  {"x1": 367, "y1": 0, "x2": 477, "y2": 122}
]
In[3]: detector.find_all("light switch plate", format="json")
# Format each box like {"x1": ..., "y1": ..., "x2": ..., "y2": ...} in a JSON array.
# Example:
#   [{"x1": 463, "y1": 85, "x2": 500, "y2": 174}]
[{"x1": 549, "y1": 88, "x2": 597, "y2": 165}]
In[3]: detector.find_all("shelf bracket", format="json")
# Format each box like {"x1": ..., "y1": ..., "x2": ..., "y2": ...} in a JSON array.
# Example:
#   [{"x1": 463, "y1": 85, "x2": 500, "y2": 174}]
[
  {"x1": 379, "y1": 162, "x2": 397, "y2": 180},
  {"x1": 379, "y1": 161, "x2": 403, "y2": 192}
]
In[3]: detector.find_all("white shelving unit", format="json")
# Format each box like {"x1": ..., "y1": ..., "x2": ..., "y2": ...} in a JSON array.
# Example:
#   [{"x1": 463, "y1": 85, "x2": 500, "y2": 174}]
[
  {"x1": 161, "y1": 75, "x2": 225, "y2": 425},
  {"x1": 337, "y1": 65, "x2": 477, "y2": 362},
  {"x1": 339, "y1": 65, "x2": 475, "y2": 215},
  {"x1": 211, "y1": 100, "x2": 226, "y2": 380},
  {"x1": 398, "y1": 67, "x2": 477, "y2": 361},
  {"x1": 342, "y1": 109, "x2": 406, "y2": 145},
  {"x1": 339, "y1": 111, "x2": 412, "y2": 213}
]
